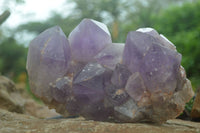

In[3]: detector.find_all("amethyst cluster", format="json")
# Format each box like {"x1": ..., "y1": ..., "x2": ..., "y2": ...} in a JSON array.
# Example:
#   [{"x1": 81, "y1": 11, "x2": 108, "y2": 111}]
[{"x1": 27, "y1": 19, "x2": 194, "y2": 123}]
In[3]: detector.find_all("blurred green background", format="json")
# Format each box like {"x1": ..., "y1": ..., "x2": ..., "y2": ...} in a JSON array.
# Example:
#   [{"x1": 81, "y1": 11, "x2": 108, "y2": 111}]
[{"x1": 0, "y1": 0, "x2": 199, "y2": 93}]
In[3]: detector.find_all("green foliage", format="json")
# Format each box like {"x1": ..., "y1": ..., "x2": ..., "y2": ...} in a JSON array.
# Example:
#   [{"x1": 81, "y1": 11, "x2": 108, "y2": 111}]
[
  {"x1": 152, "y1": 1, "x2": 200, "y2": 88},
  {"x1": 185, "y1": 97, "x2": 194, "y2": 113},
  {"x1": 17, "y1": 22, "x2": 52, "y2": 34},
  {"x1": 17, "y1": 14, "x2": 79, "y2": 38},
  {"x1": 69, "y1": 0, "x2": 102, "y2": 21},
  {"x1": 0, "y1": 37, "x2": 27, "y2": 79}
]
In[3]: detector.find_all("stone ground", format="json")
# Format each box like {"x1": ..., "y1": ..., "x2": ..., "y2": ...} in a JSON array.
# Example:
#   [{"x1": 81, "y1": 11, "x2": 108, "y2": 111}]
[{"x1": 0, "y1": 108, "x2": 200, "y2": 133}]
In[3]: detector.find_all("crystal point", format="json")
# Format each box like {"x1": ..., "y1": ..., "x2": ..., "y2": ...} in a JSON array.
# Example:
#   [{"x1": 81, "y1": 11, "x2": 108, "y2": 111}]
[
  {"x1": 27, "y1": 26, "x2": 71, "y2": 100},
  {"x1": 69, "y1": 19, "x2": 112, "y2": 62},
  {"x1": 95, "y1": 43, "x2": 124, "y2": 69}
]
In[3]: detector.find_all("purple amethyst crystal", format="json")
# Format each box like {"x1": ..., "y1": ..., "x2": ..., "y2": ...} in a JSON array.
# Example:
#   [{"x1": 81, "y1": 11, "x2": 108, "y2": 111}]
[
  {"x1": 27, "y1": 20, "x2": 194, "y2": 123},
  {"x1": 69, "y1": 19, "x2": 112, "y2": 62},
  {"x1": 50, "y1": 76, "x2": 72, "y2": 103},
  {"x1": 27, "y1": 26, "x2": 71, "y2": 101},
  {"x1": 95, "y1": 43, "x2": 124, "y2": 70}
]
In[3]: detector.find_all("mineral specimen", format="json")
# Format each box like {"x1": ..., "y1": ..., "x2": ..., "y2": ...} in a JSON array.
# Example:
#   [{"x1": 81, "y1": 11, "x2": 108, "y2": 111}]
[{"x1": 26, "y1": 19, "x2": 194, "y2": 123}]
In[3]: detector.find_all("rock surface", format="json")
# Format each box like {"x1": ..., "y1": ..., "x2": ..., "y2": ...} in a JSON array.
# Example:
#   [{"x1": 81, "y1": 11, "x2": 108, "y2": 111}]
[
  {"x1": 0, "y1": 76, "x2": 25, "y2": 113},
  {"x1": 0, "y1": 108, "x2": 200, "y2": 133},
  {"x1": 0, "y1": 75, "x2": 59, "y2": 118},
  {"x1": 191, "y1": 88, "x2": 200, "y2": 119}
]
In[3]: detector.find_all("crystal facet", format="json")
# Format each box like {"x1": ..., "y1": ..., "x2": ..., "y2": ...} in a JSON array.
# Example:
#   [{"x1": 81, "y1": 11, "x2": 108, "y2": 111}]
[
  {"x1": 27, "y1": 20, "x2": 194, "y2": 123},
  {"x1": 69, "y1": 19, "x2": 112, "y2": 62},
  {"x1": 95, "y1": 43, "x2": 124, "y2": 70},
  {"x1": 27, "y1": 26, "x2": 71, "y2": 101}
]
